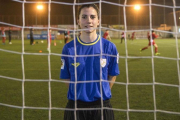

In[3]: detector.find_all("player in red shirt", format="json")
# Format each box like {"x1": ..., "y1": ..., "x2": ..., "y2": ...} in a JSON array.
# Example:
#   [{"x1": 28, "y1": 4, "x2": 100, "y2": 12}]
[
  {"x1": 140, "y1": 30, "x2": 160, "y2": 55},
  {"x1": 131, "y1": 32, "x2": 135, "y2": 41},
  {"x1": 103, "y1": 29, "x2": 111, "y2": 40},
  {"x1": 121, "y1": 32, "x2": 125, "y2": 43}
]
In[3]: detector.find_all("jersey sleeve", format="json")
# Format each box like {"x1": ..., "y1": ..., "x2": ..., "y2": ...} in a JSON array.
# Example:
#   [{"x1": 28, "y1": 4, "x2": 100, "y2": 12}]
[
  {"x1": 60, "y1": 45, "x2": 70, "y2": 79},
  {"x1": 152, "y1": 33, "x2": 158, "y2": 39},
  {"x1": 108, "y1": 44, "x2": 120, "y2": 76}
]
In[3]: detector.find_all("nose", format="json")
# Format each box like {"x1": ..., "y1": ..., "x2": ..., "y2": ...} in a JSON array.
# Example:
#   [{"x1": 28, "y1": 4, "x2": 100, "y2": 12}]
[{"x1": 87, "y1": 17, "x2": 92, "y2": 23}]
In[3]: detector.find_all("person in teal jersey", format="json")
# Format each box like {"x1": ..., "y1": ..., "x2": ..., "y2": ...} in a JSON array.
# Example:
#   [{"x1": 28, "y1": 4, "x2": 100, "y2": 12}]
[
  {"x1": 1, "y1": 28, "x2": 6, "y2": 45},
  {"x1": 60, "y1": 4, "x2": 119, "y2": 120}
]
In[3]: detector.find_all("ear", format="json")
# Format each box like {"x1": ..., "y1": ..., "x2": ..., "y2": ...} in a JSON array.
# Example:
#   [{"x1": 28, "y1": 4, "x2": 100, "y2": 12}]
[
  {"x1": 77, "y1": 19, "x2": 80, "y2": 25},
  {"x1": 97, "y1": 18, "x2": 100, "y2": 26}
]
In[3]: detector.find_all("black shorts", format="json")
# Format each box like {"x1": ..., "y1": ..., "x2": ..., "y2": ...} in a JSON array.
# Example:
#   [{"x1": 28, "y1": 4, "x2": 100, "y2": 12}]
[{"x1": 64, "y1": 99, "x2": 114, "y2": 120}]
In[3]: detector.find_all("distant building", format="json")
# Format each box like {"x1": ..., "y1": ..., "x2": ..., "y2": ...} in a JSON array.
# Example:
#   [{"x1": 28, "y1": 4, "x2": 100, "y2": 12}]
[{"x1": 167, "y1": 10, "x2": 180, "y2": 26}]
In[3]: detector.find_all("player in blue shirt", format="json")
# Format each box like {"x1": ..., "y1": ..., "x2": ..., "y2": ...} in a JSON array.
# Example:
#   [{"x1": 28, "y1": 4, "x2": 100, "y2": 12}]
[{"x1": 60, "y1": 4, "x2": 119, "y2": 120}]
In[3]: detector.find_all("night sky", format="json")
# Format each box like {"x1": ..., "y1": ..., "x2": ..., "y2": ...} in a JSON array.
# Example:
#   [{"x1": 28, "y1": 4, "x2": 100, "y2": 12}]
[
  {"x1": 0, "y1": 0, "x2": 180, "y2": 15},
  {"x1": 0, "y1": 0, "x2": 180, "y2": 26}
]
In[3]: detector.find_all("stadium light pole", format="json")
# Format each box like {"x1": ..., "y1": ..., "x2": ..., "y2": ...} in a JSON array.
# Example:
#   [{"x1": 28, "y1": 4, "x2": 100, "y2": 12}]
[
  {"x1": 164, "y1": 0, "x2": 166, "y2": 30},
  {"x1": 134, "y1": 4, "x2": 141, "y2": 26},
  {"x1": 118, "y1": 0, "x2": 120, "y2": 38},
  {"x1": 36, "y1": 4, "x2": 43, "y2": 26},
  {"x1": 134, "y1": 4, "x2": 141, "y2": 11}
]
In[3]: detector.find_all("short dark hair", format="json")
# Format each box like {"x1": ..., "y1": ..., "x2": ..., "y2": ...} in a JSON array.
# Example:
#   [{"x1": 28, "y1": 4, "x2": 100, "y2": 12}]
[{"x1": 78, "y1": 4, "x2": 99, "y2": 19}]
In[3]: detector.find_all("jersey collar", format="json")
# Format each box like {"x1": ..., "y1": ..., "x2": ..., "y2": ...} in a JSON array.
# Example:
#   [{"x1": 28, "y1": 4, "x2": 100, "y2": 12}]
[{"x1": 77, "y1": 35, "x2": 100, "y2": 46}]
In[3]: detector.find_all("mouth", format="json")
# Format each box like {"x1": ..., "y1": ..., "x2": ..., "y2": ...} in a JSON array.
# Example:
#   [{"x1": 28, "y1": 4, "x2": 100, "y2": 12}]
[{"x1": 85, "y1": 26, "x2": 93, "y2": 28}]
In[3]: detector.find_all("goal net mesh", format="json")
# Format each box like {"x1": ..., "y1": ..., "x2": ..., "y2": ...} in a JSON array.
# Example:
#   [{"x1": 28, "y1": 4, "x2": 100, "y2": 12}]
[{"x1": 0, "y1": 0, "x2": 180, "y2": 120}]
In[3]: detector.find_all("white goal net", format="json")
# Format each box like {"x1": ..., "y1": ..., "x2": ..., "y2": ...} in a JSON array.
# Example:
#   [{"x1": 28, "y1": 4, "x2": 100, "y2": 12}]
[{"x1": 0, "y1": 0, "x2": 180, "y2": 120}]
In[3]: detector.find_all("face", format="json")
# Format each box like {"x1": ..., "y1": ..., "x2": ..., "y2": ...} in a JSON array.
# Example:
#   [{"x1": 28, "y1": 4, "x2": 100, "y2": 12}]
[{"x1": 78, "y1": 7, "x2": 99, "y2": 34}]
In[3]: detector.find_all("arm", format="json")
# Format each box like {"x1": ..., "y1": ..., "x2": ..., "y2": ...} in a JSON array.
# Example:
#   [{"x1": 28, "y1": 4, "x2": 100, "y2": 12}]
[
  {"x1": 108, "y1": 75, "x2": 117, "y2": 89},
  {"x1": 62, "y1": 79, "x2": 70, "y2": 87},
  {"x1": 108, "y1": 35, "x2": 112, "y2": 41},
  {"x1": 60, "y1": 45, "x2": 71, "y2": 85},
  {"x1": 152, "y1": 33, "x2": 158, "y2": 38}
]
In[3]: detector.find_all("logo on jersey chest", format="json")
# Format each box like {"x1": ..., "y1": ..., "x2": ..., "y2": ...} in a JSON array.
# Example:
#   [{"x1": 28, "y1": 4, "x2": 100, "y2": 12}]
[
  {"x1": 100, "y1": 58, "x2": 107, "y2": 67},
  {"x1": 71, "y1": 62, "x2": 80, "y2": 67}
]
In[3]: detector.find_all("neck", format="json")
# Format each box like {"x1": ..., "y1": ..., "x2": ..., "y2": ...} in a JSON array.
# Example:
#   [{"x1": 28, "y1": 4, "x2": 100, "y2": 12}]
[{"x1": 80, "y1": 31, "x2": 97, "y2": 43}]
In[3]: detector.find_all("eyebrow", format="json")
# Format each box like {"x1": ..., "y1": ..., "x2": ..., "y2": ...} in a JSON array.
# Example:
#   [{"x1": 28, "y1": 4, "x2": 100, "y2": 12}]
[{"x1": 81, "y1": 14, "x2": 97, "y2": 16}]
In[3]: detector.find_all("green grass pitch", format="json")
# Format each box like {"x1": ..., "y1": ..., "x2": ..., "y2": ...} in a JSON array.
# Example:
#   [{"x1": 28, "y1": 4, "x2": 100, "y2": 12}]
[{"x1": 0, "y1": 38, "x2": 180, "y2": 120}]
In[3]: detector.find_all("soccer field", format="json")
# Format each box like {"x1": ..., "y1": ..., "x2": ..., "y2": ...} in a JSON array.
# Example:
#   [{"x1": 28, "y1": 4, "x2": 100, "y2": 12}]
[{"x1": 0, "y1": 38, "x2": 180, "y2": 120}]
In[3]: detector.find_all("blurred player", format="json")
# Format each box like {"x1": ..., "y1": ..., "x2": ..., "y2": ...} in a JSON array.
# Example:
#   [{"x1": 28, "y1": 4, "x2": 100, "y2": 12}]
[
  {"x1": 55, "y1": 31, "x2": 60, "y2": 45},
  {"x1": 140, "y1": 30, "x2": 160, "y2": 55},
  {"x1": 64, "y1": 30, "x2": 69, "y2": 44},
  {"x1": 128, "y1": 33, "x2": 130, "y2": 40},
  {"x1": 131, "y1": 32, "x2": 135, "y2": 41},
  {"x1": 47, "y1": 29, "x2": 52, "y2": 51},
  {"x1": 103, "y1": 29, "x2": 111, "y2": 40},
  {"x1": 147, "y1": 32, "x2": 150, "y2": 41},
  {"x1": 121, "y1": 32, "x2": 125, "y2": 43},
  {"x1": 30, "y1": 28, "x2": 34, "y2": 45},
  {"x1": 53, "y1": 31, "x2": 57, "y2": 46},
  {"x1": 8, "y1": 27, "x2": 12, "y2": 44},
  {"x1": 1, "y1": 28, "x2": 6, "y2": 45}
]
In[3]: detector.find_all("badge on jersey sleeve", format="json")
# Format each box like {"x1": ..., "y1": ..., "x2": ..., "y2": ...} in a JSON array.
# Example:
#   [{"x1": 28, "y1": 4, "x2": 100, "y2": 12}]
[
  {"x1": 61, "y1": 59, "x2": 65, "y2": 69},
  {"x1": 100, "y1": 58, "x2": 107, "y2": 67},
  {"x1": 117, "y1": 53, "x2": 119, "y2": 63}
]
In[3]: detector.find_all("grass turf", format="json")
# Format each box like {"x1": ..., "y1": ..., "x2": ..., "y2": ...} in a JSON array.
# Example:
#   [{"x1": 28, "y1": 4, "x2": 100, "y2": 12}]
[{"x1": 0, "y1": 38, "x2": 180, "y2": 120}]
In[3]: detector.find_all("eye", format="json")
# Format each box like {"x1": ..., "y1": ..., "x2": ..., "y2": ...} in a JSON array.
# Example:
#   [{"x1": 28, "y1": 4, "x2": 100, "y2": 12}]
[
  {"x1": 82, "y1": 15, "x2": 87, "y2": 19},
  {"x1": 90, "y1": 15, "x2": 96, "y2": 19}
]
